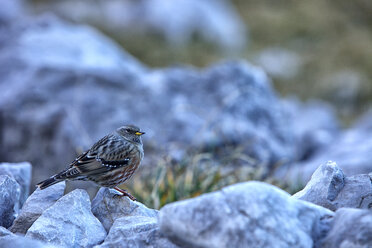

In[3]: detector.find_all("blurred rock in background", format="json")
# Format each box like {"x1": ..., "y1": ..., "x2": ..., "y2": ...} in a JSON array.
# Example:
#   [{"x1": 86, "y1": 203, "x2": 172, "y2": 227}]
[
  {"x1": 0, "y1": 0, "x2": 25, "y2": 25},
  {"x1": 32, "y1": 0, "x2": 247, "y2": 51},
  {"x1": 254, "y1": 48, "x2": 303, "y2": 80},
  {"x1": 282, "y1": 110, "x2": 372, "y2": 184}
]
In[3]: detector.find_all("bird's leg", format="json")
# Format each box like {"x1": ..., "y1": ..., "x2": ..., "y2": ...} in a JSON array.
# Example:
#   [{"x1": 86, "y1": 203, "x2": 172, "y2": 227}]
[{"x1": 113, "y1": 186, "x2": 136, "y2": 201}]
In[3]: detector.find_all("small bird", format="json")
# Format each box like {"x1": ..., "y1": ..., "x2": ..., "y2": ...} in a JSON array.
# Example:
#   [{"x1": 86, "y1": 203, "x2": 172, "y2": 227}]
[{"x1": 37, "y1": 125, "x2": 145, "y2": 201}]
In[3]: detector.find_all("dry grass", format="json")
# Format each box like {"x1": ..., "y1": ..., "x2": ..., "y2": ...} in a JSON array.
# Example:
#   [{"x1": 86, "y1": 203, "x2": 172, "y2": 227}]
[{"x1": 123, "y1": 149, "x2": 296, "y2": 209}]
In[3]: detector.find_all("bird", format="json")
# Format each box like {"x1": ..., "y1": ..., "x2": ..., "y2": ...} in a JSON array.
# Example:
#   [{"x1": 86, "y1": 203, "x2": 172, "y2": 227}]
[{"x1": 36, "y1": 125, "x2": 145, "y2": 201}]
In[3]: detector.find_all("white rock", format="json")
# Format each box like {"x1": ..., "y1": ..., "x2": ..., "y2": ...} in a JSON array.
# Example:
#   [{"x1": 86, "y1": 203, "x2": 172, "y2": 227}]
[
  {"x1": 293, "y1": 161, "x2": 372, "y2": 211},
  {"x1": 0, "y1": 162, "x2": 32, "y2": 207},
  {"x1": 26, "y1": 189, "x2": 106, "y2": 248},
  {"x1": 92, "y1": 187, "x2": 158, "y2": 232},
  {"x1": 10, "y1": 182, "x2": 65, "y2": 234},
  {"x1": 159, "y1": 181, "x2": 333, "y2": 248},
  {"x1": 0, "y1": 175, "x2": 20, "y2": 228}
]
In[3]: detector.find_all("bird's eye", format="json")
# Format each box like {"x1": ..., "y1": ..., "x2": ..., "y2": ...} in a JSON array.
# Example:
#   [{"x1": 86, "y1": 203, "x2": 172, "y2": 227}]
[{"x1": 125, "y1": 129, "x2": 130, "y2": 133}]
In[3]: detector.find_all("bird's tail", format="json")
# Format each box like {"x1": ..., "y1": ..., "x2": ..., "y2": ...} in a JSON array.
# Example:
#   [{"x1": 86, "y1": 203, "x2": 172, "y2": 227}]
[{"x1": 36, "y1": 176, "x2": 62, "y2": 190}]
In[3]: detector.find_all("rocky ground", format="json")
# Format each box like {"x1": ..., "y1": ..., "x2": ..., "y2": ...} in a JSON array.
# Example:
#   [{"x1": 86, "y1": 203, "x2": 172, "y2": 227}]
[{"x1": 0, "y1": 161, "x2": 371, "y2": 248}]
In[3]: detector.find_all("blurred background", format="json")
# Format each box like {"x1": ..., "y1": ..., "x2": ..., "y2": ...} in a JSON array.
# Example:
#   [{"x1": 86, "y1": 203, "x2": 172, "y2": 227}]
[{"x1": 1, "y1": 0, "x2": 371, "y2": 208}]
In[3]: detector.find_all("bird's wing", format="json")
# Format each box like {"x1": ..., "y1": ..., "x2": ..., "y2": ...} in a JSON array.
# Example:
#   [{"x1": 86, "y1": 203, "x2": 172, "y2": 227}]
[{"x1": 56, "y1": 134, "x2": 131, "y2": 179}]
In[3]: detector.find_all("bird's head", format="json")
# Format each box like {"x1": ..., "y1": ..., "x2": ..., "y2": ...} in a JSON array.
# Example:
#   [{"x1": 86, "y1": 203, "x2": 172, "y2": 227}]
[{"x1": 116, "y1": 125, "x2": 145, "y2": 145}]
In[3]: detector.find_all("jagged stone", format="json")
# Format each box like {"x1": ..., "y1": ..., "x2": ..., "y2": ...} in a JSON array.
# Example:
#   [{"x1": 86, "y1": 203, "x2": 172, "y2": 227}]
[
  {"x1": 159, "y1": 181, "x2": 333, "y2": 248},
  {"x1": 92, "y1": 187, "x2": 158, "y2": 232},
  {"x1": 293, "y1": 161, "x2": 372, "y2": 211},
  {"x1": 320, "y1": 208, "x2": 372, "y2": 248},
  {"x1": 10, "y1": 182, "x2": 65, "y2": 234},
  {"x1": 97, "y1": 216, "x2": 178, "y2": 248},
  {"x1": 26, "y1": 189, "x2": 106, "y2": 247},
  {"x1": 0, "y1": 175, "x2": 20, "y2": 228}
]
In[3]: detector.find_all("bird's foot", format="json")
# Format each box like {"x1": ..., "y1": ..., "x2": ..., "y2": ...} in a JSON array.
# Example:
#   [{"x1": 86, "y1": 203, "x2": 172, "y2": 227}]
[{"x1": 112, "y1": 187, "x2": 137, "y2": 201}]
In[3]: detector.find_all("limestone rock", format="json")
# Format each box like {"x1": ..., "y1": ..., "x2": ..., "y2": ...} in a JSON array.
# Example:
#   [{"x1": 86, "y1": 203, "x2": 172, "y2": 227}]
[
  {"x1": 320, "y1": 208, "x2": 372, "y2": 248},
  {"x1": 0, "y1": 235, "x2": 56, "y2": 248},
  {"x1": 0, "y1": 162, "x2": 32, "y2": 208},
  {"x1": 285, "y1": 110, "x2": 372, "y2": 183},
  {"x1": 293, "y1": 161, "x2": 372, "y2": 211},
  {"x1": 92, "y1": 187, "x2": 158, "y2": 232},
  {"x1": 26, "y1": 189, "x2": 106, "y2": 247},
  {"x1": 159, "y1": 181, "x2": 333, "y2": 248},
  {"x1": 10, "y1": 182, "x2": 65, "y2": 234},
  {"x1": 0, "y1": 175, "x2": 20, "y2": 228},
  {"x1": 97, "y1": 216, "x2": 178, "y2": 248}
]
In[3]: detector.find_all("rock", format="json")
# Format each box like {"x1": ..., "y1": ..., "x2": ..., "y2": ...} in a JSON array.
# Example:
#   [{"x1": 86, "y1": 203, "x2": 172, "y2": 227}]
[
  {"x1": 159, "y1": 181, "x2": 333, "y2": 248},
  {"x1": 33, "y1": 0, "x2": 247, "y2": 50},
  {"x1": 98, "y1": 216, "x2": 178, "y2": 248},
  {"x1": 284, "y1": 110, "x2": 372, "y2": 184},
  {"x1": 0, "y1": 226, "x2": 13, "y2": 237},
  {"x1": 255, "y1": 48, "x2": 303, "y2": 80},
  {"x1": 92, "y1": 187, "x2": 158, "y2": 232},
  {"x1": 293, "y1": 161, "x2": 372, "y2": 211},
  {"x1": 0, "y1": 235, "x2": 56, "y2": 248},
  {"x1": 319, "y1": 70, "x2": 368, "y2": 117},
  {"x1": 0, "y1": 175, "x2": 20, "y2": 228},
  {"x1": 0, "y1": 162, "x2": 32, "y2": 207},
  {"x1": 26, "y1": 189, "x2": 106, "y2": 247},
  {"x1": 320, "y1": 208, "x2": 372, "y2": 248},
  {"x1": 10, "y1": 182, "x2": 65, "y2": 234},
  {"x1": 281, "y1": 99, "x2": 340, "y2": 161},
  {"x1": 0, "y1": 0, "x2": 25, "y2": 25}
]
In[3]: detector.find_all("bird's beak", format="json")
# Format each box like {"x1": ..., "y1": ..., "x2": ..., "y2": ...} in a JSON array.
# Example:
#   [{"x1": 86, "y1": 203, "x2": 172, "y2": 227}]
[{"x1": 135, "y1": 131, "x2": 145, "y2": 136}]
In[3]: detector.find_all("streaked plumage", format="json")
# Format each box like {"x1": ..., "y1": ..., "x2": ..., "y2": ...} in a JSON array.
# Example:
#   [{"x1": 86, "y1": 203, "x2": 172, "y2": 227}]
[{"x1": 37, "y1": 125, "x2": 145, "y2": 200}]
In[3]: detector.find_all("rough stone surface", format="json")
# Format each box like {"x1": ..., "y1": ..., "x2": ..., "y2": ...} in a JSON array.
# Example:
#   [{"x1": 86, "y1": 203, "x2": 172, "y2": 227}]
[
  {"x1": 26, "y1": 189, "x2": 106, "y2": 248},
  {"x1": 293, "y1": 161, "x2": 372, "y2": 211},
  {"x1": 0, "y1": 235, "x2": 56, "y2": 248},
  {"x1": 285, "y1": 110, "x2": 372, "y2": 183},
  {"x1": 159, "y1": 181, "x2": 333, "y2": 248},
  {"x1": 255, "y1": 47, "x2": 303, "y2": 80},
  {"x1": 0, "y1": 0, "x2": 25, "y2": 25},
  {"x1": 34, "y1": 0, "x2": 247, "y2": 50},
  {"x1": 281, "y1": 99, "x2": 340, "y2": 161},
  {"x1": 0, "y1": 226, "x2": 13, "y2": 237},
  {"x1": 0, "y1": 162, "x2": 32, "y2": 207},
  {"x1": 92, "y1": 187, "x2": 158, "y2": 232},
  {"x1": 98, "y1": 216, "x2": 178, "y2": 248},
  {"x1": 320, "y1": 208, "x2": 372, "y2": 248},
  {"x1": 10, "y1": 182, "x2": 66, "y2": 234},
  {"x1": 0, "y1": 175, "x2": 21, "y2": 228}
]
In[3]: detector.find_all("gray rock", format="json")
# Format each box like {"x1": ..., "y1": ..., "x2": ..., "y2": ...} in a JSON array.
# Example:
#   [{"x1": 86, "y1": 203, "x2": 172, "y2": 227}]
[
  {"x1": 0, "y1": 175, "x2": 21, "y2": 228},
  {"x1": 255, "y1": 47, "x2": 303, "y2": 80},
  {"x1": 34, "y1": 0, "x2": 247, "y2": 50},
  {"x1": 92, "y1": 187, "x2": 158, "y2": 232},
  {"x1": 0, "y1": 0, "x2": 25, "y2": 25},
  {"x1": 293, "y1": 161, "x2": 372, "y2": 211},
  {"x1": 0, "y1": 226, "x2": 13, "y2": 237},
  {"x1": 320, "y1": 208, "x2": 372, "y2": 248},
  {"x1": 10, "y1": 182, "x2": 65, "y2": 234},
  {"x1": 284, "y1": 109, "x2": 372, "y2": 184},
  {"x1": 0, "y1": 162, "x2": 32, "y2": 207},
  {"x1": 0, "y1": 235, "x2": 56, "y2": 248},
  {"x1": 281, "y1": 99, "x2": 340, "y2": 161},
  {"x1": 159, "y1": 181, "x2": 333, "y2": 248},
  {"x1": 97, "y1": 216, "x2": 178, "y2": 248},
  {"x1": 26, "y1": 189, "x2": 106, "y2": 247}
]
